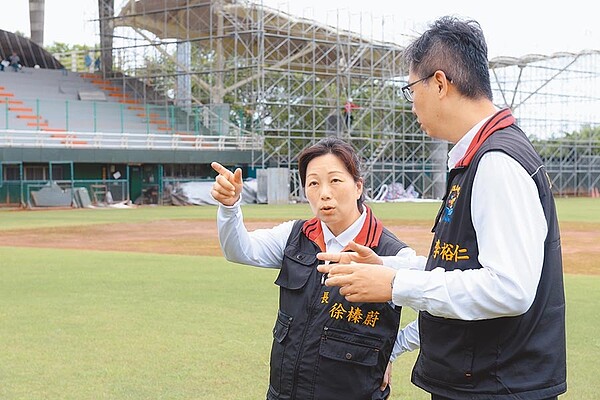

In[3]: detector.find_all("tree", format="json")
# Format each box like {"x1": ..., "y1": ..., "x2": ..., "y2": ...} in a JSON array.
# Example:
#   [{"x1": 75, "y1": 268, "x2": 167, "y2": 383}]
[{"x1": 45, "y1": 42, "x2": 99, "y2": 72}]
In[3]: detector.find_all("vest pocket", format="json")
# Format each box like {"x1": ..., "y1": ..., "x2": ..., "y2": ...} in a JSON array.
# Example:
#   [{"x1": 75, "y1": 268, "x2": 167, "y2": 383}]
[
  {"x1": 275, "y1": 248, "x2": 317, "y2": 290},
  {"x1": 269, "y1": 310, "x2": 293, "y2": 396},
  {"x1": 319, "y1": 326, "x2": 381, "y2": 366},
  {"x1": 417, "y1": 311, "x2": 475, "y2": 388},
  {"x1": 273, "y1": 310, "x2": 293, "y2": 343},
  {"x1": 314, "y1": 326, "x2": 383, "y2": 399},
  {"x1": 266, "y1": 385, "x2": 280, "y2": 400}
]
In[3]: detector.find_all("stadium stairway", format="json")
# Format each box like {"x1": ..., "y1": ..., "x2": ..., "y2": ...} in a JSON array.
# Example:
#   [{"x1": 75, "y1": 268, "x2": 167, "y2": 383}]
[
  {"x1": 79, "y1": 72, "x2": 199, "y2": 135},
  {"x1": 0, "y1": 67, "x2": 184, "y2": 138},
  {"x1": 0, "y1": 77, "x2": 83, "y2": 145}
]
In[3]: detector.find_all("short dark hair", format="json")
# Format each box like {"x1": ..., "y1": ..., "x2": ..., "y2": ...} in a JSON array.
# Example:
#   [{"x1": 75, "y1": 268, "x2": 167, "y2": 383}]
[
  {"x1": 297, "y1": 137, "x2": 365, "y2": 211},
  {"x1": 403, "y1": 16, "x2": 493, "y2": 100}
]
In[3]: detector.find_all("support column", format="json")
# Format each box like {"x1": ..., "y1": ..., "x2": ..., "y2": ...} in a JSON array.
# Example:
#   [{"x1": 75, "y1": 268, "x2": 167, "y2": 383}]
[
  {"x1": 29, "y1": 0, "x2": 45, "y2": 46},
  {"x1": 430, "y1": 141, "x2": 448, "y2": 199},
  {"x1": 98, "y1": 0, "x2": 114, "y2": 74},
  {"x1": 176, "y1": 42, "x2": 192, "y2": 112}
]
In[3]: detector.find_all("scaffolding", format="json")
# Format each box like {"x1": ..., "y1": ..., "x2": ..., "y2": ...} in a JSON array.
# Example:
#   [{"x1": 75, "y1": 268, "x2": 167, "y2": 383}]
[
  {"x1": 94, "y1": 0, "x2": 599, "y2": 199},
  {"x1": 491, "y1": 51, "x2": 600, "y2": 196}
]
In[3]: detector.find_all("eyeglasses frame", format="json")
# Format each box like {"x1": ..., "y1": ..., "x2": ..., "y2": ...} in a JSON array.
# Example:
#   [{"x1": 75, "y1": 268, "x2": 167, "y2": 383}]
[
  {"x1": 401, "y1": 71, "x2": 452, "y2": 103},
  {"x1": 401, "y1": 72, "x2": 436, "y2": 103}
]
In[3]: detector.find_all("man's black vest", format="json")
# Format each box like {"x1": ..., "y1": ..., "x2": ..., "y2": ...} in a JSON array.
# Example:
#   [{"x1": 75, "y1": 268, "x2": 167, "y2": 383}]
[
  {"x1": 267, "y1": 215, "x2": 407, "y2": 400},
  {"x1": 412, "y1": 116, "x2": 567, "y2": 399}
]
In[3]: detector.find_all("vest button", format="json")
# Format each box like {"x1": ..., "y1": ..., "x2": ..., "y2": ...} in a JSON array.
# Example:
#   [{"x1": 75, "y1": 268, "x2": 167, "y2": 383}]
[
  {"x1": 345, "y1": 353, "x2": 352, "y2": 360},
  {"x1": 296, "y1": 254, "x2": 303, "y2": 260}
]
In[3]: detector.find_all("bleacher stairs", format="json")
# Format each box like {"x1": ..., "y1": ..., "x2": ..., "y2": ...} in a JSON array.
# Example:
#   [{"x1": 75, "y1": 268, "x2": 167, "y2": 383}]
[
  {"x1": 0, "y1": 67, "x2": 264, "y2": 153},
  {"x1": 0, "y1": 67, "x2": 188, "y2": 142}
]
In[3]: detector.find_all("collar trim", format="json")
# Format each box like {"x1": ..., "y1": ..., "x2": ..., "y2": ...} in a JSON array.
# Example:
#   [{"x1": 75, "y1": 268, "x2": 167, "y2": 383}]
[
  {"x1": 302, "y1": 205, "x2": 383, "y2": 252},
  {"x1": 455, "y1": 108, "x2": 516, "y2": 168}
]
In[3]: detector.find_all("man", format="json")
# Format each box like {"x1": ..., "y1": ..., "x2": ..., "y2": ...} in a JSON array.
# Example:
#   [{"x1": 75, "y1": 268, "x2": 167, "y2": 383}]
[
  {"x1": 8, "y1": 52, "x2": 20, "y2": 72},
  {"x1": 318, "y1": 16, "x2": 566, "y2": 400},
  {"x1": 343, "y1": 98, "x2": 359, "y2": 129}
]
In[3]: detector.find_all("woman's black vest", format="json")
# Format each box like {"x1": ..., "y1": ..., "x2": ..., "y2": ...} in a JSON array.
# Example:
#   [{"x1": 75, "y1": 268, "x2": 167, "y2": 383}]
[
  {"x1": 267, "y1": 219, "x2": 407, "y2": 400},
  {"x1": 412, "y1": 122, "x2": 567, "y2": 399}
]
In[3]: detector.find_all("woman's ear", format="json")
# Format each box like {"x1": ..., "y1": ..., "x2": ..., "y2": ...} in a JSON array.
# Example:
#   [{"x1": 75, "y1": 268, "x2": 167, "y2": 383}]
[{"x1": 356, "y1": 179, "x2": 364, "y2": 198}]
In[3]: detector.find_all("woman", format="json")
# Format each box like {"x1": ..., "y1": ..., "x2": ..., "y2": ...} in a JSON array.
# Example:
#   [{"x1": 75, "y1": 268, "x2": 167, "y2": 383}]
[{"x1": 211, "y1": 137, "x2": 416, "y2": 400}]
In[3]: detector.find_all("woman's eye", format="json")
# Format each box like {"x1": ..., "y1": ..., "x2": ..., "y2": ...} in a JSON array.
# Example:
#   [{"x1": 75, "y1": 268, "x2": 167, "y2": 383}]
[{"x1": 307, "y1": 181, "x2": 318, "y2": 187}]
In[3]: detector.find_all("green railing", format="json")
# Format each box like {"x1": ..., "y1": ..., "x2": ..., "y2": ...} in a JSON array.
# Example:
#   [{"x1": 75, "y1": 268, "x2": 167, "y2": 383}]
[{"x1": 0, "y1": 98, "x2": 217, "y2": 135}]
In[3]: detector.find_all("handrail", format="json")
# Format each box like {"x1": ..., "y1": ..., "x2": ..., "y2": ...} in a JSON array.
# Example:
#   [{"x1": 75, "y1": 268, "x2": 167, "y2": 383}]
[
  {"x1": 0, "y1": 129, "x2": 263, "y2": 151},
  {"x1": 0, "y1": 95, "x2": 259, "y2": 138}
]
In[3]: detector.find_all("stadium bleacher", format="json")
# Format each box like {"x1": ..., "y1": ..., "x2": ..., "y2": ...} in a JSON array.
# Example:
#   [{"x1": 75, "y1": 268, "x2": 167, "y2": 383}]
[
  {"x1": 0, "y1": 67, "x2": 174, "y2": 134},
  {"x1": 0, "y1": 29, "x2": 262, "y2": 208}
]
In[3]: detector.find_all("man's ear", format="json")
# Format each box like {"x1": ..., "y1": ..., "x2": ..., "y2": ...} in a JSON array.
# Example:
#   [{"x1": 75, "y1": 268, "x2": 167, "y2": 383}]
[{"x1": 433, "y1": 70, "x2": 451, "y2": 97}]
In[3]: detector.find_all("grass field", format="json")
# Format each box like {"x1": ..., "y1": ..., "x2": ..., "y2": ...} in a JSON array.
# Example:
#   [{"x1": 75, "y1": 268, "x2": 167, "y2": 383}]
[{"x1": 1, "y1": 198, "x2": 599, "y2": 399}]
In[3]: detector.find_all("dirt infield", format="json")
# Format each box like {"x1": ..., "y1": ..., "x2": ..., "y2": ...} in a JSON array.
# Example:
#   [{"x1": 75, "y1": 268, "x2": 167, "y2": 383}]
[{"x1": 2, "y1": 219, "x2": 598, "y2": 275}]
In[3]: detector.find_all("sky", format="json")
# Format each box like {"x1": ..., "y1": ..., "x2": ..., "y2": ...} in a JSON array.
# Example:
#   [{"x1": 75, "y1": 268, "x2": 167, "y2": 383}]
[{"x1": 5, "y1": 0, "x2": 599, "y2": 59}]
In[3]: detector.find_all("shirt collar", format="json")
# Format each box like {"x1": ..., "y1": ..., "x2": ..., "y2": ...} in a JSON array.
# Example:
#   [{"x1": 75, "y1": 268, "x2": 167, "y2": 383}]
[
  {"x1": 447, "y1": 113, "x2": 495, "y2": 170},
  {"x1": 321, "y1": 208, "x2": 367, "y2": 252}
]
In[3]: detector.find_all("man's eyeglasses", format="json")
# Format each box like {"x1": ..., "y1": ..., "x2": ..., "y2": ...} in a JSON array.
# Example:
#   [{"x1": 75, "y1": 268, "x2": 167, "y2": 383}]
[{"x1": 401, "y1": 72, "x2": 436, "y2": 103}]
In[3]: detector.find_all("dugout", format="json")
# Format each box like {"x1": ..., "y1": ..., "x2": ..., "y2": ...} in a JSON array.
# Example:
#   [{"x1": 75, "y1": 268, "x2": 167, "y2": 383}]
[{"x1": 1, "y1": 145, "x2": 261, "y2": 208}]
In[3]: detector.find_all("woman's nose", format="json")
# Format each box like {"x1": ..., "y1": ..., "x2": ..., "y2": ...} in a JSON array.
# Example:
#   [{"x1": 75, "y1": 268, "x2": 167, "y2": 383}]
[{"x1": 320, "y1": 185, "x2": 332, "y2": 199}]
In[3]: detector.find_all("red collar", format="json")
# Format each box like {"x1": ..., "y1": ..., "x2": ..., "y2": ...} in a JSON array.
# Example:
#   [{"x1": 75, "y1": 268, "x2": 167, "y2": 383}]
[
  {"x1": 455, "y1": 108, "x2": 516, "y2": 168},
  {"x1": 302, "y1": 205, "x2": 384, "y2": 252}
]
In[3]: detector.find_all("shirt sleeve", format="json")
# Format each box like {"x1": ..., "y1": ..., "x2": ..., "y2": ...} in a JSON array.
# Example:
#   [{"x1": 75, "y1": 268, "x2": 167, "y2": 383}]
[
  {"x1": 381, "y1": 247, "x2": 428, "y2": 270},
  {"x1": 389, "y1": 319, "x2": 420, "y2": 362},
  {"x1": 391, "y1": 152, "x2": 547, "y2": 320},
  {"x1": 217, "y1": 201, "x2": 295, "y2": 268}
]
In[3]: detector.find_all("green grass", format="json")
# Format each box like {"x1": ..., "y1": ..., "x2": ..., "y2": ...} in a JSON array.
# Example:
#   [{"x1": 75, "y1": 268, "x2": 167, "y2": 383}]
[
  {"x1": 0, "y1": 248, "x2": 280, "y2": 399},
  {"x1": 554, "y1": 197, "x2": 600, "y2": 223},
  {"x1": 0, "y1": 247, "x2": 597, "y2": 399},
  {"x1": 1, "y1": 198, "x2": 599, "y2": 398},
  {"x1": 0, "y1": 201, "x2": 442, "y2": 231},
  {"x1": 1, "y1": 197, "x2": 597, "y2": 232},
  {"x1": 0, "y1": 206, "x2": 220, "y2": 231},
  {"x1": 564, "y1": 274, "x2": 600, "y2": 400}
]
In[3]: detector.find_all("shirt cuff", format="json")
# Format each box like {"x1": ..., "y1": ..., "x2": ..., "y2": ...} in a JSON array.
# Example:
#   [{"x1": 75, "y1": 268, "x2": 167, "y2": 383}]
[
  {"x1": 382, "y1": 249, "x2": 427, "y2": 271},
  {"x1": 217, "y1": 196, "x2": 243, "y2": 214}
]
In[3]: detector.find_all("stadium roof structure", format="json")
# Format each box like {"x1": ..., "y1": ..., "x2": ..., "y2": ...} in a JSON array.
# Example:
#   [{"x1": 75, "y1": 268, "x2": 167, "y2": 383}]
[
  {"x1": 0, "y1": 29, "x2": 63, "y2": 69},
  {"x1": 113, "y1": 0, "x2": 406, "y2": 78},
  {"x1": 112, "y1": 0, "x2": 595, "y2": 80},
  {"x1": 488, "y1": 49, "x2": 600, "y2": 68}
]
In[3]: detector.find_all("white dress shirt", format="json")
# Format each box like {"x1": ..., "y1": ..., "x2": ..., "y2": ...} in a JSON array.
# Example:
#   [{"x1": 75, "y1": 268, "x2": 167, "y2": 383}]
[
  {"x1": 217, "y1": 203, "x2": 418, "y2": 268},
  {"x1": 387, "y1": 114, "x2": 548, "y2": 359},
  {"x1": 216, "y1": 203, "x2": 420, "y2": 362}
]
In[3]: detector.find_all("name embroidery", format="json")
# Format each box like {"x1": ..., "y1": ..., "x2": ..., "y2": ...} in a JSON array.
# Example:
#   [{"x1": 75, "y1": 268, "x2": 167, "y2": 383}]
[
  {"x1": 326, "y1": 298, "x2": 381, "y2": 328},
  {"x1": 432, "y1": 239, "x2": 470, "y2": 262}
]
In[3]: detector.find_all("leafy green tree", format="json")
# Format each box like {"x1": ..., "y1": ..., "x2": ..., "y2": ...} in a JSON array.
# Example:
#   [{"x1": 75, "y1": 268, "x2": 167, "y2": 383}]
[
  {"x1": 44, "y1": 42, "x2": 99, "y2": 72},
  {"x1": 532, "y1": 125, "x2": 600, "y2": 160}
]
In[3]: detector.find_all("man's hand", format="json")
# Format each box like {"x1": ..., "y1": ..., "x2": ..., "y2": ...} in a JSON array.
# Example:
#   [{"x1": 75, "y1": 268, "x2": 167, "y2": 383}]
[
  {"x1": 317, "y1": 263, "x2": 397, "y2": 303},
  {"x1": 316, "y1": 241, "x2": 383, "y2": 265},
  {"x1": 381, "y1": 361, "x2": 392, "y2": 391},
  {"x1": 210, "y1": 162, "x2": 243, "y2": 206}
]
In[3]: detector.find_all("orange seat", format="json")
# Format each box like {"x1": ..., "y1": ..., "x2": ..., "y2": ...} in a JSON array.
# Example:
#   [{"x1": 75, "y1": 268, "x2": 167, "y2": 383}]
[{"x1": 17, "y1": 115, "x2": 42, "y2": 119}]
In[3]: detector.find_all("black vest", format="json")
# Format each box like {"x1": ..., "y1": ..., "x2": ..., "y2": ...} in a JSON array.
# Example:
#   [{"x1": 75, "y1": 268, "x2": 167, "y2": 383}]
[
  {"x1": 267, "y1": 220, "x2": 407, "y2": 400},
  {"x1": 412, "y1": 124, "x2": 567, "y2": 399}
]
